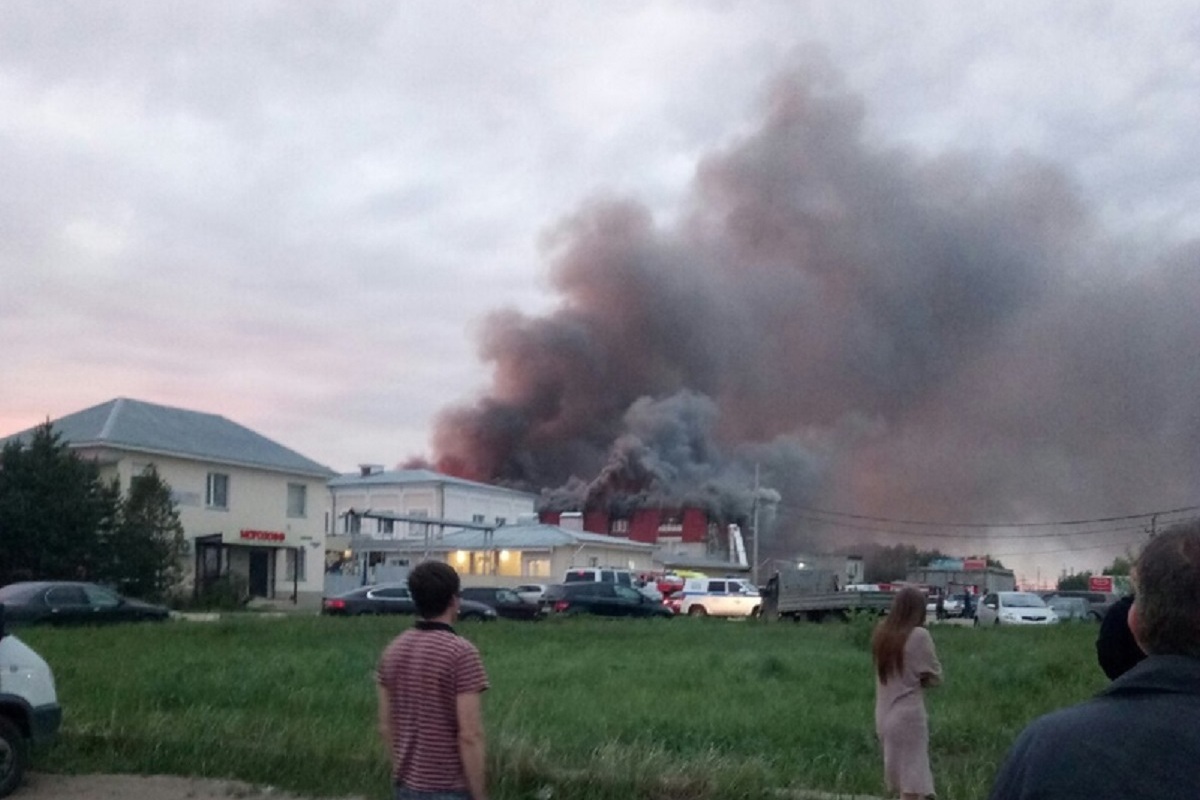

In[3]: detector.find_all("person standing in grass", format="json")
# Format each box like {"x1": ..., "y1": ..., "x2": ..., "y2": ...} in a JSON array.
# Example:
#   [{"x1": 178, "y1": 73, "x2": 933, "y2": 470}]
[
  {"x1": 989, "y1": 522, "x2": 1200, "y2": 800},
  {"x1": 872, "y1": 586, "x2": 943, "y2": 800},
  {"x1": 376, "y1": 561, "x2": 489, "y2": 800}
]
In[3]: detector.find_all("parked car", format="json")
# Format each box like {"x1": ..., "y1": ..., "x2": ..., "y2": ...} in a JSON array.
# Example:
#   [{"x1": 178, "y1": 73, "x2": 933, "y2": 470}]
[
  {"x1": 0, "y1": 604, "x2": 61, "y2": 797},
  {"x1": 459, "y1": 587, "x2": 543, "y2": 620},
  {"x1": 677, "y1": 577, "x2": 761, "y2": 618},
  {"x1": 1037, "y1": 590, "x2": 1119, "y2": 621},
  {"x1": 1045, "y1": 595, "x2": 1091, "y2": 621},
  {"x1": 974, "y1": 591, "x2": 1059, "y2": 626},
  {"x1": 543, "y1": 582, "x2": 673, "y2": 619},
  {"x1": 562, "y1": 567, "x2": 635, "y2": 587},
  {"x1": 321, "y1": 584, "x2": 497, "y2": 621},
  {"x1": 0, "y1": 581, "x2": 170, "y2": 626},
  {"x1": 513, "y1": 584, "x2": 548, "y2": 605}
]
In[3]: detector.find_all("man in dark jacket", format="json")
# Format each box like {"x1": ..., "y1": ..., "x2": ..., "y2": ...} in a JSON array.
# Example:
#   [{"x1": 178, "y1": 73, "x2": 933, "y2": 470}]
[{"x1": 989, "y1": 521, "x2": 1200, "y2": 800}]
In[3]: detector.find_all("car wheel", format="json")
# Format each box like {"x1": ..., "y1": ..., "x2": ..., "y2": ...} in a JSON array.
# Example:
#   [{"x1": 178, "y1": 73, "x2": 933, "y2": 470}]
[
  {"x1": 750, "y1": 605, "x2": 761, "y2": 618},
  {"x1": 688, "y1": 606, "x2": 707, "y2": 617},
  {"x1": 994, "y1": 618, "x2": 1001, "y2": 627},
  {"x1": 0, "y1": 714, "x2": 28, "y2": 799}
]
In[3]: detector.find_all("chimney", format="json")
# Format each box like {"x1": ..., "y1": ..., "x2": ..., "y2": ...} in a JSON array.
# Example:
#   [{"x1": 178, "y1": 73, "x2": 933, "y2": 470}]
[
  {"x1": 559, "y1": 511, "x2": 584, "y2": 531},
  {"x1": 359, "y1": 464, "x2": 384, "y2": 477}
]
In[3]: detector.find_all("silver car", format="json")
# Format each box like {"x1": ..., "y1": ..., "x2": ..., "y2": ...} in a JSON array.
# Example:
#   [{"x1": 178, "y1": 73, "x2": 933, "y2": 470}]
[{"x1": 975, "y1": 591, "x2": 1059, "y2": 626}]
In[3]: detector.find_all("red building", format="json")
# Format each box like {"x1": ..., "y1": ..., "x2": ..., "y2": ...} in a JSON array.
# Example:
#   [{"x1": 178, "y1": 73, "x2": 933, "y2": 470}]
[{"x1": 539, "y1": 507, "x2": 713, "y2": 545}]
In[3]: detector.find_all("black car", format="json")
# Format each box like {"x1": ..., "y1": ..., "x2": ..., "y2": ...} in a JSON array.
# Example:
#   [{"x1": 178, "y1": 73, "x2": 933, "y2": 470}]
[
  {"x1": 0, "y1": 581, "x2": 170, "y2": 625},
  {"x1": 320, "y1": 584, "x2": 497, "y2": 621},
  {"x1": 544, "y1": 582, "x2": 673, "y2": 619},
  {"x1": 459, "y1": 587, "x2": 544, "y2": 620}
]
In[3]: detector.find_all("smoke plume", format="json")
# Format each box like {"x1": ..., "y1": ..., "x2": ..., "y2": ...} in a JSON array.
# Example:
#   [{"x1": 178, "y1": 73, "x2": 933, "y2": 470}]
[{"x1": 432, "y1": 63, "x2": 1200, "y2": 561}]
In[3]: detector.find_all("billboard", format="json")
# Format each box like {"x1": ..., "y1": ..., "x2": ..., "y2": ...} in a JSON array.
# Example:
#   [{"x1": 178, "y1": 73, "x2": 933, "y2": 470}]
[{"x1": 1089, "y1": 575, "x2": 1115, "y2": 593}]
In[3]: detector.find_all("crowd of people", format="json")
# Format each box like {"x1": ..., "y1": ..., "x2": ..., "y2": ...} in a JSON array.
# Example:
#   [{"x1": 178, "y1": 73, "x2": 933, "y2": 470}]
[{"x1": 373, "y1": 521, "x2": 1200, "y2": 800}]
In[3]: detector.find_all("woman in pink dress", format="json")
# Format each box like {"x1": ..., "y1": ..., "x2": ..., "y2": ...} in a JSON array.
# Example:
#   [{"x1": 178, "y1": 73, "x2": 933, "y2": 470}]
[{"x1": 872, "y1": 587, "x2": 943, "y2": 799}]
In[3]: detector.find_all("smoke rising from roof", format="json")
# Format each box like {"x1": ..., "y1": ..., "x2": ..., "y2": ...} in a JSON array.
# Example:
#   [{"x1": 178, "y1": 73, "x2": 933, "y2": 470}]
[{"x1": 432, "y1": 62, "x2": 1200, "y2": 556}]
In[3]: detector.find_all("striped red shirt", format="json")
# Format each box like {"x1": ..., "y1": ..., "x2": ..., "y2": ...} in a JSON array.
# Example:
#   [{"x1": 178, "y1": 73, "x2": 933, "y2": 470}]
[{"x1": 375, "y1": 622, "x2": 489, "y2": 791}]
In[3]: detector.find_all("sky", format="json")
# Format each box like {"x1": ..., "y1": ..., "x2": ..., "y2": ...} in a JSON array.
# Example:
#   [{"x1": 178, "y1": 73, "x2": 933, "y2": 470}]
[{"x1": 3, "y1": 2, "x2": 1199, "y2": 582}]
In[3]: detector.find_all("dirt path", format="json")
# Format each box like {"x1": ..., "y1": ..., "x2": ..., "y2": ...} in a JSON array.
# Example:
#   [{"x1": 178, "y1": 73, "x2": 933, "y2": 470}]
[{"x1": 21, "y1": 773, "x2": 366, "y2": 800}]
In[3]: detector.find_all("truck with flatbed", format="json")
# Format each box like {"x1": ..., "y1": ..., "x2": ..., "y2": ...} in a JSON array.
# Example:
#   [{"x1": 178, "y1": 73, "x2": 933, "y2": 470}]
[{"x1": 766, "y1": 567, "x2": 895, "y2": 622}]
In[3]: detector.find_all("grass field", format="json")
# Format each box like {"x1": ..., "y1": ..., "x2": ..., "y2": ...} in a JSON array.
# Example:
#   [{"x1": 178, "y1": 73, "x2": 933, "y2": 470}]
[{"x1": 18, "y1": 616, "x2": 1107, "y2": 800}]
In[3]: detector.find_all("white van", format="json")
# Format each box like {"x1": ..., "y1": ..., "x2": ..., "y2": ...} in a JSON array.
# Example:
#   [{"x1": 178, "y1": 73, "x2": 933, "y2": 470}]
[
  {"x1": 0, "y1": 606, "x2": 61, "y2": 797},
  {"x1": 678, "y1": 577, "x2": 760, "y2": 618}
]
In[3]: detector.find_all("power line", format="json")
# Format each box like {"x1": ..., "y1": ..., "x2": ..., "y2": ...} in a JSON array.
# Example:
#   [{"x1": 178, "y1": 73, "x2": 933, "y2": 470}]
[
  {"x1": 789, "y1": 513, "x2": 1180, "y2": 540},
  {"x1": 787, "y1": 502, "x2": 1200, "y2": 530}
]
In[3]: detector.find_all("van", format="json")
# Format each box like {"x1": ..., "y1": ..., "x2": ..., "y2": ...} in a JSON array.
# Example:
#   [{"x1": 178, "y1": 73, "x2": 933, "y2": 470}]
[
  {"x1": 0, "y1": 604, "x2": 62, "y2": 797},
  {"x1": 562, "y1": 567, "x2": 635, "y2": 588},
  {"x1": 678, "y1": 577, "x2": 760, "y2": 618}
]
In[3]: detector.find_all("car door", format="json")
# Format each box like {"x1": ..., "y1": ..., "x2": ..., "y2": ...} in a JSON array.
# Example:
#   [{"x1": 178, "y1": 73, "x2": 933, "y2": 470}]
[
  {"x1": 42, "y1": 585, "x2": 91, "y2": 624},
  {"x1": 706, "y1": 581, "x2": 728, "y2": 615},
  {"x1": 612, "y1": 585, "x2": 645, "y2": 617},
  {"x1": 368, "y1": 587, "x2": 415, "y2": 615},
  {"x1": 978, "y1": 593, "x2": 998, "y2": 624},
  {"x1": 82, "y1": 584, "x2": 125, "y2": 623}
]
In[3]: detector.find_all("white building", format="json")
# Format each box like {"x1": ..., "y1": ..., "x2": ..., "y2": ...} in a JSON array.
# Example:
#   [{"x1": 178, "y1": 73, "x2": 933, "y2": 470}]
[
  {"x1": 4, "y1": 398, "x2": 335, "y2": 605},
  {"x1": 326, "y1": 465, "x2": 537, "y2": 548}
]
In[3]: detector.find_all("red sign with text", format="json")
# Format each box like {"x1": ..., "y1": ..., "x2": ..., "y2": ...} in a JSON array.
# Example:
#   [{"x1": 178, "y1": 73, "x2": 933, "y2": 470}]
[
  {"x1": 1088, "y1": 575, "x2": 1114, "y2": 593},
  {"x1": 963, "y1": 558, "x2": 988, "y2": 571},
  {"x1": 240, "y1": 529, "x2": 286, "y2": 542}
]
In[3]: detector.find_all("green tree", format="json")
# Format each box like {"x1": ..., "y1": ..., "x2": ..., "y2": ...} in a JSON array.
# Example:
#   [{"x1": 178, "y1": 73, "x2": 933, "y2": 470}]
[
  {"x1": 1102, "y1": 556, "x2": 1132, "y2": 576},
  {"x1": 1, "y1": 424, "x2": 186, "y2": 599},
  {"x1": 0, "y1": 423, "x2": 119, "y2": 583},
  {"x1": 99, "y1": 466, "x2": 187, "y2": 600},
  {"x1": 1057, "y1": 571, "x2": 1092, "y2": 591}
]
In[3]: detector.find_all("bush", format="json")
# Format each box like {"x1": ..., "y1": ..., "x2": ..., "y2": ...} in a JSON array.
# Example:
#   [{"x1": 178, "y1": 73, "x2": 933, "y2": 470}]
[{"x1": 169, "y1": 575, "x2": 250, "y2": 611}]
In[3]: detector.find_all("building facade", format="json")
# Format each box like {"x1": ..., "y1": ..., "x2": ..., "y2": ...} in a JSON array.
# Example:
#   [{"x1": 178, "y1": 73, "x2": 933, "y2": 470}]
[
  {"x1": 4, "y1": 398, "x2": 334, "y2": 604},
  {"x1": 326, "y1": 466, "x2": 537, "y2": 562}
]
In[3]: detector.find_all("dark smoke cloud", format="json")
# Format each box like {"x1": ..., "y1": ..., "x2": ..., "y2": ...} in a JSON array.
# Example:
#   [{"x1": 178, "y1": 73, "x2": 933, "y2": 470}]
[{"x1": 432, "y1": 61, "x2": 1200, "y2": 558}]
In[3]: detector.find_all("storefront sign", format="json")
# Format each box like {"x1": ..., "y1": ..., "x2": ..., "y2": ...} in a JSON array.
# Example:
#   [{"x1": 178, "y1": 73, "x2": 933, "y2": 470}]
[
  {"x1": 240, "y1": 529, "x2": 286, "y2": 542},
  {"x1": 1089, "y1": 575, "x2": 1115, "y2": 593},
  {"x1": 963, "y1": 558, "x2": 988, "y2": 571}
]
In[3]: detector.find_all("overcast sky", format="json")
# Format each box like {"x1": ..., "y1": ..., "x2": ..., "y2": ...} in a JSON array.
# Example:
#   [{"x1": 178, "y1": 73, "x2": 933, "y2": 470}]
[{"x1": 3, "y1": 2, "x2": 1199, "y2": 579}]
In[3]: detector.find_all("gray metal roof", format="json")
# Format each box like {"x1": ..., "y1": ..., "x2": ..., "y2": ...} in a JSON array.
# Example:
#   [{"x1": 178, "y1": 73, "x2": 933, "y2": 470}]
[
  {"x1": 2, "y1": 398, "x2": 335, "y2": 478},
  {"x1": 352, "y1": 523, "x2": 657, "y2": 553},
  {"x1": 329, "y1": 468, "x2": 536, "y2": 500}
]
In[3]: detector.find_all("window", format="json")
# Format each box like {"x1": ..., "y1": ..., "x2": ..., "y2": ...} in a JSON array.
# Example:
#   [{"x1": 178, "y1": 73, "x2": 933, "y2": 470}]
[
  {"x1": 83, "y1": 585, "x2": 120, "y2": 608},
  {"x1": 472, "y1": 514, "x2": 485, "y2": 523},
  {"x1": 347, "y1": 514, "x2": 362, "y2": 534},
  {"x1": 45, "y1": 586, "x2": 88, "y2": 606},
  {"x1": 285, "y1": 548, "x2": 307, "y2": 582},
  {"x1": 379, "y1": 518, "x2": 394, "y2": 535},
  {"x1": 407, "y1": 509, "x2": 429, "y2": 537},
  {"x1": 287, "y1": 484, "x2": 307, "y2": 518},
  {"x1": 495, "y1": 516, "x2": 506, "y2": 526},
  {"x1": 612, "y1": 519, "x2": 629, "y2": 534},
  {"x1": 206, "y1": 472, "x2": 229, "y2": 509}
]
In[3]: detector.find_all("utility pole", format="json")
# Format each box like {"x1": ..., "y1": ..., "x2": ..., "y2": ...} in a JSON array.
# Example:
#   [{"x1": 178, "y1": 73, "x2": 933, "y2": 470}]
[{"x1": 751, "y1": 464, "x2": 761, "y2": 586}]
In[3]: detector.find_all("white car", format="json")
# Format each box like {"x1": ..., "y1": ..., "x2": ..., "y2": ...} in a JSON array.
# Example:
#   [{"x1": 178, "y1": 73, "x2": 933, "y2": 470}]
[
  {"x1": 974, "y1": 591, "x2": 1059, "y2": 626},
  {"x1": 678, "y1": 577, "x2": 761, "y2": 618},
  {"x1": 514, "y1": 584, "x2": 548, "y2": 605}
]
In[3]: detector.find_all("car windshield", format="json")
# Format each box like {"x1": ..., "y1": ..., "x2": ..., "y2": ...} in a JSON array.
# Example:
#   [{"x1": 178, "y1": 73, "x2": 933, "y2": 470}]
[{"x1": 1001, "y1": 593, "x2": 1047, "y2": 608}]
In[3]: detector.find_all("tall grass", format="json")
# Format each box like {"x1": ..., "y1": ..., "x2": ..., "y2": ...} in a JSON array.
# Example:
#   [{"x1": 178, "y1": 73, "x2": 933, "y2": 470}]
[{"x1": 19, "y1": 617, "x2": 1106, "y2": 800}]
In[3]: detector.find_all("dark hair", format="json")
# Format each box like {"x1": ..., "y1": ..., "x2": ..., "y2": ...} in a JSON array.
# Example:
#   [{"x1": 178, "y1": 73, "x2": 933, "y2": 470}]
[
  {"x1": 1096, "y1": 594, "x2": 1145, "y2": 680},
  {"x1": 408, "y1": 561, "x2": 461, "y2": 619},
  {"x1": 871, "y1": 587, "x2": 927, "y2": 683},
  {"x1": 1132, "y1": 520, "x2": 1200, "y2": 657}
]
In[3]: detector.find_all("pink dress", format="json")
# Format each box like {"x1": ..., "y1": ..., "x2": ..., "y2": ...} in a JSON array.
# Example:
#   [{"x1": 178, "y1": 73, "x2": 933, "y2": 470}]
[{"x1": 874, "y1": 626, "x2": 942, "y2": 796}]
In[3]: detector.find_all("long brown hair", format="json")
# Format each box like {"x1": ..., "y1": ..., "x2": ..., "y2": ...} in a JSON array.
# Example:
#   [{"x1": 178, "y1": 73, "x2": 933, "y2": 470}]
[{"x1": 872, "y1": 587, "x2": 928, "y2": 684}]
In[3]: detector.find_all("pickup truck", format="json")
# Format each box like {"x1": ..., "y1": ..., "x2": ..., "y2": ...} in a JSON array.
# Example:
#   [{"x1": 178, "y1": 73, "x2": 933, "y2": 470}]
[{"x1": 767, "y1": 568, "x2": 895, "y2": 622}]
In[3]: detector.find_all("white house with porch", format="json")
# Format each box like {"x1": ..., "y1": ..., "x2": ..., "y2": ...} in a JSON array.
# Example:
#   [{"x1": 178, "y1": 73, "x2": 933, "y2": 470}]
[{"x1": 2, "y1": 398, "x2": 335, "y2": 605}]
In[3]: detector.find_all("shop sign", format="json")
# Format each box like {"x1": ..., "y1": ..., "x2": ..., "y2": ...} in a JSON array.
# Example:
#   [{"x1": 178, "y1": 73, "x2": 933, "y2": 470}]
[
  {"x1": 1089, "y1": 575, "x2": 1115, "y2": 593},
  {"x1": 240, "y1": 529, "x2": 286, "y2": 542},
  {"x1": 963, "y1": 558, "x2": 988, "y2": 571}
]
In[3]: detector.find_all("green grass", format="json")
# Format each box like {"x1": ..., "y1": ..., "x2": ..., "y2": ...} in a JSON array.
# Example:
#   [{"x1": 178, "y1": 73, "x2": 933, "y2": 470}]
[{"x1": 17, "y1": 616, "x2": 1107, "y2": 800}]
